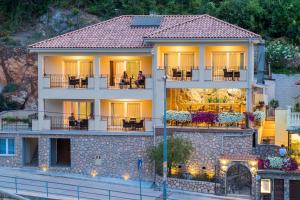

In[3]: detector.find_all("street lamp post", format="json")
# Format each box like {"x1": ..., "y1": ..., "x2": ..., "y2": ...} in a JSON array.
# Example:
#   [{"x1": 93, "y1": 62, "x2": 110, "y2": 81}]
[{"x1": 162, "y1": 73, "x2": 168, "y2": 200}]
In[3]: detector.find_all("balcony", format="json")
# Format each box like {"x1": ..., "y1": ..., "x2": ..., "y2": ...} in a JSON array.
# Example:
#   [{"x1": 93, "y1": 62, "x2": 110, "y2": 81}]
[
  {"x1": 49, "y1": 116, "x2": 89, "y2": 130},
  {"x1": 43, "y1": 74, "x2": 94, "y2": 89},
  {"x1": 100, "y1": 74, "x2": 152, "y2": 89},
  {"x1": 287, "y1": 107, "x2": 300, "y2": 130},
  {"x1": 158, "y1": 66, "x2": 199, "y2": 81},
  {"x1": 204, "y1": 66, "x2": 247, "y2": 81},
  {"x1": 102, "y1": 116, "x2": 152, "y2": 132}
]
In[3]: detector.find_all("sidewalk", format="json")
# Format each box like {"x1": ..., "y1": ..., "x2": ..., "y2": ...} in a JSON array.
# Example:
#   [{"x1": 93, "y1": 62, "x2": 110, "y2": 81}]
[{"x1": 0, "y1": 167, "x2": 242, "y2": 200}]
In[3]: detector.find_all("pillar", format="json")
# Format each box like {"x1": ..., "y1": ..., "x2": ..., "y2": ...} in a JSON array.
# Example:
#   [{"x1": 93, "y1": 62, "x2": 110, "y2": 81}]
[
  {"x1": 94, "y1": 56, "x2": 100, "y2": 88},
  {"x1": 38, "y1": 54, "x2": 45, "y2": 130},
  {"x1": 247, "y1": 42, "x2": 254, "y2": 112},
  {"x1": 199, "y1": 45, "x2": 205, "y2": 82},
  {"x1": 284, "y1": 179, "x2": 289, "y2": 200}
]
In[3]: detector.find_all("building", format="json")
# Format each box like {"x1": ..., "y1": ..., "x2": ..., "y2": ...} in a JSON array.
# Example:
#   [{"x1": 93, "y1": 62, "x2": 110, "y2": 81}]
[{"x1": 5, "y1": 14, "x2": 297, "y2": 199}]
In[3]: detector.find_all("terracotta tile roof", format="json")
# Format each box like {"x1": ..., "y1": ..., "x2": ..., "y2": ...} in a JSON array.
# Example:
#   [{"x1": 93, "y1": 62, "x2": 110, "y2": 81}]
[
  {"x1": 29, "y1": 15, "x2": 260, "y2": 49},
  {"x1": 146, "y1": 15, "x2": 261, "y2": 39},
  {"x1": 220, "y1": 154, "x2": 260, "y2": 161}
]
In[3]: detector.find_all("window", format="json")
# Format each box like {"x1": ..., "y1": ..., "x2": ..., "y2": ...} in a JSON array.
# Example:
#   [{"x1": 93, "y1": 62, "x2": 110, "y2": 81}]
[{"x1": 0, "y1": 138, "x2": 15, "y2": 155}]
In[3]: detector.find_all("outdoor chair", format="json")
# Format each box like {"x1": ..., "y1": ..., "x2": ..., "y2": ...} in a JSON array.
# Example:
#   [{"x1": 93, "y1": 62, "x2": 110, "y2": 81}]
[
  {"x1": 234, "y1": 71, "x2": 240, "y2": 81},
  {"x1": 134, "y1": 120, "x2": 144, "y2": 130},
  {"x1": 69, "y1": 120, "x2": 77, "y2": 130},
  {"x1": 68, "y1": 76, "x2": 80, "y2": 88},
  {"x1": 81, "y1": 77, "x2": 88, "y2": 88},
  {"x1": 79, "y1": 119, "x2": 88, "y2": 130},
  {"x1": 186, "y1": 70, "x2": 192, "y2": 80},
  {"x1": 122, "y1": 119, "x2": 132, "y2": 130},
  {"x1": 223, "y1": 69, "x2": 233, "y2": 80}
]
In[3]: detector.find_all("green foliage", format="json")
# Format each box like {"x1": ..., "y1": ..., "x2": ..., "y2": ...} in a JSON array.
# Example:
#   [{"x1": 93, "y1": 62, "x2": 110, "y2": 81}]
[
  {"x1": 2, "y1": 116, "x2": 30, "y2": 123},
  {"x1": 2, "y1": 83, "x2": 19, "y2": 93},
  {"x1": 147, "y1": 136, "x2": 193, "y2": 175},
  {"x1": 269, "y1": 99, "x2": 279, "y2": 109},
  {"x1": 0, "y1": 94, "x2": 22, "y2": 112},
  {"x1": 0, "y1": 0, "x2": 299, "y2": 45},
  {"x1": 266, "y1": 40, "x2": 297, "y2": 70}
]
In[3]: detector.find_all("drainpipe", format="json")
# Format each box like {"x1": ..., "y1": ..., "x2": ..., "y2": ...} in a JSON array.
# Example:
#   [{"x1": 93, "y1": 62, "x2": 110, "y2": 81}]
[{"x1": 257, "y1": 41, "x2": 266, "y2": 84}]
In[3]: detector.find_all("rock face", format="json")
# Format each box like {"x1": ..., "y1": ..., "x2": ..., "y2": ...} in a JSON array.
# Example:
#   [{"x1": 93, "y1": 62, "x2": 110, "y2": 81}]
[
  {"x1": 0, "y1": 8, "x2": 101, "y2": 109},
  {"x1": 0, "y1": 46, "x2": 38, "y2": 109}
]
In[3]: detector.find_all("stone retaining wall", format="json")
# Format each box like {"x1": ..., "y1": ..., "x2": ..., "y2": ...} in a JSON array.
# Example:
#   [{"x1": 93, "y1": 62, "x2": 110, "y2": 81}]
[
  {"x1": 155, "y1": 127, "x2": 255, "y2": 175},
  {"x1": 0, "y1": 133, "x2": 154, "y2": 181},
  {"x1": 156, "y1": 176, "x2": 218, "y2": 194},
  {"x1": 253, "y1": 144, "x2": 281, "y2": 159}
]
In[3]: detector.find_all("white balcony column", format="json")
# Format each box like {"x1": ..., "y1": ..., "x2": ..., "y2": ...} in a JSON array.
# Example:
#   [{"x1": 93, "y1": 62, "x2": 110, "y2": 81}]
[
  {"x1": 246, "y1": 42, "x2": 254, "y2": 112},
  {"x1": 38, "y1": 54, "x2": 45, "y2": 130},
  {"x1": 94, "y1": 99, "x2": 101, "y2": 130},
  {"x1": 94, "y1": 56, "x2": 100, "y2": 88},
  {"x1": 152, "y1": 45, "x2": 162, "y2": 126},
  {"x1": 199, "y1": 45, "x2": 205, "y2": 82}
]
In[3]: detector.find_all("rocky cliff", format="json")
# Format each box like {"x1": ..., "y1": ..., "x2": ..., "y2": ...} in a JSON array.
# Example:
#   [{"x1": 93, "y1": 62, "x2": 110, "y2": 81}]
[{"x1": 0, "y1": 8, "x2": 100, "y2": 110}]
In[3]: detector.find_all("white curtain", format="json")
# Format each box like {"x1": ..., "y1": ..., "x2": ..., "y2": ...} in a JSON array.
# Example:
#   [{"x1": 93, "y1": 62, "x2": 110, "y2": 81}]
[
  {"x1": 80, "y1": 61, "x2": 92, "y2": 77},
  {"x1": 127, "y1": 103, "x2": 141, "y2": 119},
  {"x1": 180, "y1": 53, "x2": 194, "y2": 71},
  {"x1": 64, "y1": 61, "x2": 77, "y2": 76}
]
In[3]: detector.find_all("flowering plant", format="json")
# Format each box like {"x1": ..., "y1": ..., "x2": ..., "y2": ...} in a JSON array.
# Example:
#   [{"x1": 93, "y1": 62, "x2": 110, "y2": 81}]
[
  {"x1": 218, "y1": 112, "x2": 244, "y2": 124},
  {"x1": 166, "y1": 110, "x2": 191, "y2": 123},
  {"x1": 253, "y1": 111, "x2": 265, "y2": 122},
  {"x1": 243, "y1": 112, "x2": 255, "y2": 122},
  {"x1": 259, "y1": 156, "x2": 298, "y2": 171},
  {"x1": 192, "y1": 112, "x2": 218, "y2": 124}
]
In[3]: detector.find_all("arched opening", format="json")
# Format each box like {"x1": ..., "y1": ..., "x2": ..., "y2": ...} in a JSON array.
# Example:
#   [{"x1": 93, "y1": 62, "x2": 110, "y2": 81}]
[{"x1": 226, "y1": 163, "x2": 252, "y2": 196}]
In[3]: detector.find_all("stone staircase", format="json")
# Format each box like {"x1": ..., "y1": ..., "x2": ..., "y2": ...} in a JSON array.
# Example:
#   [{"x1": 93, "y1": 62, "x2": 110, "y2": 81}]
[{"x1": 261, "y1": 120, "x2": 275, "y2": 144}]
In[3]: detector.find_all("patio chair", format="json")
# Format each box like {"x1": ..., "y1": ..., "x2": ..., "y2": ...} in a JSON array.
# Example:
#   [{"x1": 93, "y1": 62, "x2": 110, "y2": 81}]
[
  {"x1": 123, "y1": 119, "x2": 132, "y2": 130},
  {"x1": 134, "y1": 120, "x2": 144, "y2": 130},
  {"x1": 233, "y1": 71, "x2": 240, "y2": 81},
  {"x1": 223, "y1": 69, "x2": 233, "y2": 80},
  {"x1": 81, "y1": 77, "x2": 88, "y2": 88},
  {"x1": 186, "y1": 70, "x2": 192, "y2": 80},
  {"x1": 69, "y1": 120, "x2": 77, "y2": 130},
  {"x1": 79, "y1": 119, "x2": 88, "y2": 130},
  {"x1": 172, "y1": 68, "x2": 177, "y2": 80}
]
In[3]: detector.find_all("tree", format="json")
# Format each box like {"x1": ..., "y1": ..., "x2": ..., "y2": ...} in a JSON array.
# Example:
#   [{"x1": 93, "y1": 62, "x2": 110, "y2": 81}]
[{"x1": 147, "y1": 136, "x2": 193, "y2": 175}]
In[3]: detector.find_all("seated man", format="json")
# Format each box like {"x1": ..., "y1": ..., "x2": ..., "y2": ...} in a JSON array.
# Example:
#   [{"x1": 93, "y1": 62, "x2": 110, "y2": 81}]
[
  {"x1": 68, "y1": 113, "x2": 77, "y2": 127},
  {"x1": 135, "y1": 71, "x2": 145, "y2": 88}
]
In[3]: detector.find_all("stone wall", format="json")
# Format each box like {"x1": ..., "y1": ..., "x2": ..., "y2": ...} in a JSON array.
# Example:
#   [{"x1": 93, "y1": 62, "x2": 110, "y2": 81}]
[
  {"x1": 0, "y1": 133, "x2": 154, "y2": 181},
  {"x1": 155, "y1": 176, "x2": 218, "y2": 194},
  {"x1": 253, "y1": 144, "x2": 281, "y2": 159},
  {"x1": 155, "y1": 127, "x2": 254, "y2": 175}
]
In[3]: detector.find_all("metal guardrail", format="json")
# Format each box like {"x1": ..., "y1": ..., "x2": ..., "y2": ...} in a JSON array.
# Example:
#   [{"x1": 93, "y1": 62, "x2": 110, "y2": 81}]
[{"x1": 0, "y1": 174, "x2": 162, "y2": 200}]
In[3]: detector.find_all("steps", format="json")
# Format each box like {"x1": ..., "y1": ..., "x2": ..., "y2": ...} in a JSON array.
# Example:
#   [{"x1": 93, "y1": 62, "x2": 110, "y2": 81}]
[{"x1": 261, "y1": 120, "x2": 275, "y2": 144}]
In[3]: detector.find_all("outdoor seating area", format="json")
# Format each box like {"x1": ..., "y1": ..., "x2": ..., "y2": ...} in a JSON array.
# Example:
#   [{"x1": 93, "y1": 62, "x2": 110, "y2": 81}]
[
  {"x1": 162, "y1": 66, "x2": 195, "y2": 81},
  {"x1": 107, "y1": 117, "x2": 145, "y2": 131},
  {"x1": 210, "y1": 67, "x2": 241, "y2": 81},
  {"x1": 49, "y1": 116, "x2": 89, "y2": 130},
  {"x1": 48, "y1": 74, "x2": 90, "y2": 88}
]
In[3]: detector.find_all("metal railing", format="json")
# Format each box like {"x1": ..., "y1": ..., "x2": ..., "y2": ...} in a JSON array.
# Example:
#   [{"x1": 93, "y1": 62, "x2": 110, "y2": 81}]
[
  {"x1": 46, "y1": 74, "x2": 92, "y2": 88},
  {"x1": 101, "y1": 74, "x2": 151, "y2": 89},
  {"x1": 49, "y1": 116, "x2": 89, "y2": 130},
  {"x1": 157, "y1": 66, "x2": 198, "y2": 81},
  {"x1": 0, "y1": 174, "x2": 161, "y2": 200},
  {"x1": 206, "y1": 66, "x2": 246, "y2": 81},
  {"x1": 103, "y1": 116, "x2": 146, "y2": 132}
]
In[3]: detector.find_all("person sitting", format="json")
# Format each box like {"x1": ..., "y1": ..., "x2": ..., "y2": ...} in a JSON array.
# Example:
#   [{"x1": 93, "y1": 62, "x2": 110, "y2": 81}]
[
  {"x1": 68, "y1": 113, "x2": 77, "y2": 128},
  {"x1": 135, "y1": 71, "x2": 145, "y2": 88},
  {"x1": 119, "y1": 71, "x2": 130, "y2": 88},
  {"x1": 279, "y1": 144, "x2": 287, "y2": 157}
]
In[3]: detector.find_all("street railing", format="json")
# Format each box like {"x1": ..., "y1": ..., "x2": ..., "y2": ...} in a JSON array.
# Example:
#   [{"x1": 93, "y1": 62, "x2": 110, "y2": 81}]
[{"x1": 0, "y1": 174, "x2": 162, "y2": 200}]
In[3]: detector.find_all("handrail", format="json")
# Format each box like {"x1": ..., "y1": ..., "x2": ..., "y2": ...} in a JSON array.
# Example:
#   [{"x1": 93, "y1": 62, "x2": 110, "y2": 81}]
[{"x1": 0, "y1": 174, "x2": 160, "y2": 200}]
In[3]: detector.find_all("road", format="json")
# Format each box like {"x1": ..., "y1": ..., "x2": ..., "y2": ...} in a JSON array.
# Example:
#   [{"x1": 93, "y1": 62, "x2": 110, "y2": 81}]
[{"x1": 0, "y1": 167, "x2": 241, "y2": 200}]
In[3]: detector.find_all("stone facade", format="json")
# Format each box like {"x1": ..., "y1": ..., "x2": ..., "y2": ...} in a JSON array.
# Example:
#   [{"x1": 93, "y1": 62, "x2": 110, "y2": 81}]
[
  {"x1": 253, "y1": 144, "x2": 281, "y2": 159},
  {"x1": 156, "y1": 176, "x2": 218, "y2": 194},
  {"x1": 0, "y1": 133, "x2": 154, "y2": 181},
  {"x1": 155, "y1": 127, "x2": 254, "y2": 175}
]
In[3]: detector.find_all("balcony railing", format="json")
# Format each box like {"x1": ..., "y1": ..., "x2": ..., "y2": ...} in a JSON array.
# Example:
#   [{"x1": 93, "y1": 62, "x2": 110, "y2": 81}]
[
  {"x1": 100, "y1": 74, "x2": 151, "y2": 89},
  {"x1": 287, "y1": 106, "x2": 300, "y2": 130},
  {"x1": 45, "y1": 74, "x2": 92, "y2": 88},
  {"x1": 103, "y1": 116, "x2": 146, "y2": 131},
  {"x1": 158, "y1": 66, "x2": 198, "y2": 81},
  {"x1": 205, "y1": 66, "x2": 247, "y2": 81},
  {"x1": 49, "y1": 116, "x2": 89, "y2": 130}
]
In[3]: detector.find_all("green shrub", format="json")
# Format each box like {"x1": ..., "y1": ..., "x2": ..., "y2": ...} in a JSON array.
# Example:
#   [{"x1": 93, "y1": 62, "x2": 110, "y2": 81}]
[
  {"x1": 147, "y1": 136, "x2": 193, "y2": 175},
  {"x1": 2, "y1": 83, "x2": 19, "y2": 93},
  {"x1": 266, "y1": 40, "x2": 297, "y2": 69}
]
